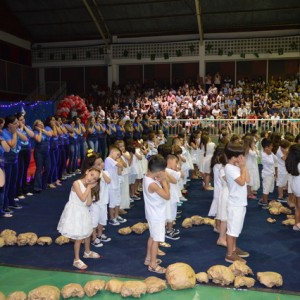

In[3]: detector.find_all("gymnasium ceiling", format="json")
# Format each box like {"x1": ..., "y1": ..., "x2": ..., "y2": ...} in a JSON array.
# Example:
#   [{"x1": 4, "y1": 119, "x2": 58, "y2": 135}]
[{"x1": 1, "y1": 0, "x2": 300, "y2": 44}]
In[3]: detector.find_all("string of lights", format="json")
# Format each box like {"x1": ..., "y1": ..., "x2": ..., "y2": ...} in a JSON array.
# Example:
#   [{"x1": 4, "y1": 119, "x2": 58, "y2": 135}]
[{"x1": 0, "y1": 100, "x2": 54, "y2": 108}]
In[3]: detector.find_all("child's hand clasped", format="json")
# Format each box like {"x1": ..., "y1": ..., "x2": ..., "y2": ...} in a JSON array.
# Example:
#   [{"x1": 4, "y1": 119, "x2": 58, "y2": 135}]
[{"x1": 237, "y1": 155, "x2": 246, "y2": 167}]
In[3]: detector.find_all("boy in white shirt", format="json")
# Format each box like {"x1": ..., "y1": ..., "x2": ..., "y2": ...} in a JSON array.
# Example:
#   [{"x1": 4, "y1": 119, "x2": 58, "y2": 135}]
[
  {"x1": 259, "y1": 139, "x2": 278, "y2": 209},
  {"x1": 144, "y1": 155, "x2": 170, "y2": 274},
  {"x1": 105, "y1": 146, "x2": 126, "y2": 226},
  {"x1": 224, "y1": 142, "x2": 250, "y2": 263}
]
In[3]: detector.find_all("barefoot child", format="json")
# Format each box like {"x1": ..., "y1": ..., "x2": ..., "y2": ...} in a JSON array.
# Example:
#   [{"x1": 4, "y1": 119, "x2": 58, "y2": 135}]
[
  {"x1": 57, "y1": 167, "x2": 101, "y2": 270},
  {"x1": 144, "y1": 155, "x2": 170, "y2": 274}
]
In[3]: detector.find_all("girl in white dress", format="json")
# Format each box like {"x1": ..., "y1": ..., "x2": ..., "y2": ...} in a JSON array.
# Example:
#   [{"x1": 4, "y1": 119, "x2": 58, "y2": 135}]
[
  {"x1": 201, "y1": 134, "x2": 216, "y2": 190},
  {"x1": 208, "y1": 146, "x2": 224, "y2": 223},
  {"x1": 243, "y1": 136, "x2": 260, "y2": 199},
  {"x1": 285, "y1": 144, "x2": 300, "y2": 231},
  {"x1": 57, "y1": 167, "x2": 101, "y2": 270},
  {"x1": 116, "y1": 140, "x2": 131, "y2": 210},
  {"x1": 189, "y1": 132, "x2": 201, "y2": 178}
]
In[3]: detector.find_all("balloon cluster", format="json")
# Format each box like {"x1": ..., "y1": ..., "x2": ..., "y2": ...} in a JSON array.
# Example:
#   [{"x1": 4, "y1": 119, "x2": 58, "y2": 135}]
[{"x1": 56, "y1": 95, "x2": 90, "y2": 124}]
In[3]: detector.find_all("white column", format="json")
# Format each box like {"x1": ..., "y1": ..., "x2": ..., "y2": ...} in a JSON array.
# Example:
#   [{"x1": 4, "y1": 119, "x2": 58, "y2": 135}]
[
  {"x1": 266, "y1": 60, "x2": 269, "y2": 83},
  {"x1": 142, "y1": 64, "x2": 145, "y2": 84},
  {"x1": 234, "y1": 61, "x2": 237, "y2": 86},
  {"x1": 199, "y1": 42, "x2": 205, "y2": 85},
  {"x1": 38, "y1": 67, "x2": 45, "y2": 94},
  {"x1": 107, "y1": 65, "x2": 113, "y2": 88},
  {"x1": 108, "y1": 63, "x2": 119, "y2": 88}
]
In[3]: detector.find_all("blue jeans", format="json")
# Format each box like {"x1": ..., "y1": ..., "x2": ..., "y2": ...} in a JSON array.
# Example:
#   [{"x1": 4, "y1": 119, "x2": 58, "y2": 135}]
[
  {"x1": 57, "y1": 144, "x2": 66, "y2": 180},
  {"x1": 16, "y1": 148, "x2": 31, "y2": 196},
  {"x1": 67, "y1": 143, "x2": 78, "y2": 173},
  {"x1": 87, "y1": 139, "x2": 98, "y2": 152},
  {"x1": 34, "y1": 149, "x2": 50, "y2": 191},
  {"x1": 98, "y1": 137, "x2": 107, "y2": 160},
  {"x1": 48, "y1": 147, "x2": 59, "y2": 183},
  {"x1": 3, "y1": 162, "x2": 18, "y2": 208},
  {"x1": 0, "y1": 187, "x2": 5, "y2": 214},
  {"x1": 77, "y1": 139, "x2": 86, "y2": 168}
]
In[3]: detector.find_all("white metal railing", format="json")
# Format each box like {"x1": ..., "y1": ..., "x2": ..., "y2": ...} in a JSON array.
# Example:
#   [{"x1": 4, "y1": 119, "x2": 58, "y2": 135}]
[
  {"x1": 31, "y1": 36, "x2": 300, "y2": 64},
  {"x1": 204, "y1": 36, "x2": 300, "y2": 56},
  {"x1": 149, "y1": 118, "x2": 300, "y2": 137}
]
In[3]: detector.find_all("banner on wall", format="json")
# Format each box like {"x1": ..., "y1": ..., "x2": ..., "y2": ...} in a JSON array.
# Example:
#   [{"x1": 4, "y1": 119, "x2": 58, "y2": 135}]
[{"x1": 0, "y1": 100, "x2": 55, "y2": 126}]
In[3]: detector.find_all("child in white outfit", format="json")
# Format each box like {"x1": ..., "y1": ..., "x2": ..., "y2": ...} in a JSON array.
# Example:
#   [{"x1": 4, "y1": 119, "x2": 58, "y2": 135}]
[
  {"x1": 165, "y1": 154, "x2": 182, "y2": 240},
  {"x1": 285, "y1": 144, "x2": 300, "y2": 231},
  {"x1": 224, "y1": 142, "x2": 250, "y2": 263},
  {"x1": 89, "y1": 158, "x2": 112, "y2": 247},
  {"x1": 144, "y1": 155, "x2": 170, "y2": 274},
  {"x1": 259, "y1": 139, "x2": 278, "y2": 209},
  {"x1": 105, "y1": 146, "x2": 125, "y2": 226},
  {"x1": 57, "y1": 167, "x2": 101, "y2": 270},
  {"x1": 276, "y1": 139, "x2": 290, "y2": 202}
]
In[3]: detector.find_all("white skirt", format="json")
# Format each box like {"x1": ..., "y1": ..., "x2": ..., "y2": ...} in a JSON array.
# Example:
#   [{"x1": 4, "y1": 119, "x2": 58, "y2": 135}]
[{"x1": 57, "y1": 202, "x2": 93, "y2": 240}]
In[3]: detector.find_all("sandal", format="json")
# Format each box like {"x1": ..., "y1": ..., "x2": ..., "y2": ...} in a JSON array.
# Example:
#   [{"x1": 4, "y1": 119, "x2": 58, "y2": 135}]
[
  {"x1": 73, "y1": 259, "x2": 87, "y2": 270},
  {"x1": 157, "y1": 249, "x2": 166, "y2": 256},
  {"x1": 144, "y1": 258, "x2": 162, "y2": 266},
  {"x1": 159, "y1": 242, "x2": 171, "y2": 248},
  {"x1": 293, "y1": 223, "x2": 300, "y2": 231},
  {"x1": 216, "y1": 241, "x2": 227, "y2": 247},
  {"x1": 83, "y1": 251, "x2": 101, "y2": 259},
  {"x1": 148, "y1": 265, "x2": 166, "y2": 274}
]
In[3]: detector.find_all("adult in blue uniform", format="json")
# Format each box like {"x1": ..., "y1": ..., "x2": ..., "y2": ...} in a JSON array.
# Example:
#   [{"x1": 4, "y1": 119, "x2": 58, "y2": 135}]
[
  {"x1": 2, "y1": 115, "x2": 26, "y2": 212},
  {"x1": 15, "y1": 113, "x2": 34, "y2": 199},
  {"x1": 0, "y1": 118, "x2": 11, "y2": 217},
  {"x1": 33, "y1": 119, "x2": 53, "y2": 193}
]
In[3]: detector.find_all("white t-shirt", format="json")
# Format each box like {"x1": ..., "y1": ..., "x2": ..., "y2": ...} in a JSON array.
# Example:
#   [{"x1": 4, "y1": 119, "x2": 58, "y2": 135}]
[
  {"x1": 276, "y1": 147, "x2": 287, "y2": 175},
  {"x1": 166, "y1": 168, "x2": 181, "y2": 203},
  {"x1": 261, "y1": 151, "x2": 277, "y2": 176},
  {"x1": 143, "y1": 175, "x2": 167, "y2": 222},
  {"x1": 99, "y1": 170, "x2": 110, "y2": 205},
  {"x1": 224, "y1": 164, "x2": 247, "y2": 207},
  {"x1": 104, "y1": 157, "x2": 120, "y2": 189}
]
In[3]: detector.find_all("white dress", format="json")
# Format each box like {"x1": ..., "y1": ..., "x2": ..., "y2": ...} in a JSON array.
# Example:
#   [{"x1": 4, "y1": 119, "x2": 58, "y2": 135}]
[
  {"x1": 120, "y1": 154, "x2": 131, "y2": 209},
  {"x1": 292, "y1": 163, "x2": 300, "y2": 197},
  {"x1": 208, "y1": 164, "x2": 222, "y2": 217},
  {"x1": 202, "y1": 142, "x2": 216, "y2": 174},
  {"x1": 132, "y1": 149, "x2": 144, "y2": 180},
  {"x1": 57, "y1": 180, "x2": 93, "y2": 240},
  {"x1": 217, "y1": 167, "x2": 229, "y2": 221},
  {"x1": 246, "y1": 149, "x2": 260, "y2": 191},
  {"x1": 190, "y1": 138, "x2": 200, "y2": 165}
]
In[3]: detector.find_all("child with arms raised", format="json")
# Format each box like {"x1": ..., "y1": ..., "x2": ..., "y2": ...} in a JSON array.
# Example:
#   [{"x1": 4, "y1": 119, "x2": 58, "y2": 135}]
[
  {"x1": 81, "y1": 151, "x2": 112, "y2": 247},
  {"x1": 224, "y1": 142, "x2": 250, "y2": 263},
  {"x1": 144, "y1": 155, "x2": 170, "y2": 274},
  {"x1": 165, "y1": 154, "x2": 182, "y2": 240},
  {"x1": 285, "y1": 144, "x2": 300, "y2": 231},
  {"x1": 105, "y1": 146, "x2": 125, "y2": 225}
]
